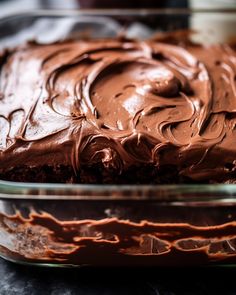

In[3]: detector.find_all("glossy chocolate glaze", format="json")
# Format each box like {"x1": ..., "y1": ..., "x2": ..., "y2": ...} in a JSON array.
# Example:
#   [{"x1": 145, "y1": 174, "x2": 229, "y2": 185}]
[{"x1": 1, "y1": 38, "x2": 236, "y2": 183}]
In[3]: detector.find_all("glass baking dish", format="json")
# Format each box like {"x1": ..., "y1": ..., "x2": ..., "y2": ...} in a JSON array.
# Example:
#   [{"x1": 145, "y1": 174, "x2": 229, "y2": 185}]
[{"x1": 1, "y1": 9, "x2": 236, "y2": 267}]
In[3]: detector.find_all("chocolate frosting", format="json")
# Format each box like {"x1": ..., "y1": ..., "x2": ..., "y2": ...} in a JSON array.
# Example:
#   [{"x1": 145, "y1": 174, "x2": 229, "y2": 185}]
[{"x1": 1, "y1": 38, "x2": 236, "y2": 182}]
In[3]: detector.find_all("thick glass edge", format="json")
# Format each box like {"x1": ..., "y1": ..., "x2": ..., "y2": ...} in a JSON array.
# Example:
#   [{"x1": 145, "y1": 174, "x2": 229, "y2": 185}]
[
  {"x1": 1, "y1": 8, "x2": 236, "y2": 24},
  {"x1": 1, "y1": 179, "x2": 236, "y2": 202}
]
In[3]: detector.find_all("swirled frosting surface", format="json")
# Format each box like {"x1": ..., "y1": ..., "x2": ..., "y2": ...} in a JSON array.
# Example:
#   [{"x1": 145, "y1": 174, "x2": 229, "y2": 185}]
[{"x1": 0, "y1": 38, "x2": 236, "y2": 182}]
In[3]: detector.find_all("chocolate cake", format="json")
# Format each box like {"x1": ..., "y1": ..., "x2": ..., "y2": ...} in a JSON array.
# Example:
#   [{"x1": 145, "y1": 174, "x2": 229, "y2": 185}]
[
  {"x1": 0, "y1": 37, "x2": 236, "y2": 184},
  {"x1": 2, "y1": 35, "x2": 236, "y2": 267}
]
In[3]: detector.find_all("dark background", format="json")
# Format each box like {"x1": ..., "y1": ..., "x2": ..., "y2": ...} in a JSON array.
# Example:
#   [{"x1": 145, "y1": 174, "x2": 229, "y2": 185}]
[
  {"x1": 0, "y1": 0, "x2": 188, "y2": 16},
  {"x1": 1, "y1": 258, "x2": 236, "y2": 295}
]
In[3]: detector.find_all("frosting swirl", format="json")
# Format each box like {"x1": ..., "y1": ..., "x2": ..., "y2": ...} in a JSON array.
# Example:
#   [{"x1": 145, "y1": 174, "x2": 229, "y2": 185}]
[{"x1": 0, "y1": 38, "x2": 236, "y2": 183}]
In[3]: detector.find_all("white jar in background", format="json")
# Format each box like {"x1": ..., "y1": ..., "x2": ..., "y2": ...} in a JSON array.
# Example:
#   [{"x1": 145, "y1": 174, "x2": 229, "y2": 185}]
[{"x1": 189, "y1": 0, "x2": 236, "y2": 44}]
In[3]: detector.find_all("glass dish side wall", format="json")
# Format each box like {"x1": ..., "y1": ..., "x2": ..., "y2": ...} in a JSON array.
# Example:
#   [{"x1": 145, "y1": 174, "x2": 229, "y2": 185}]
[
  {"x1": 1, "y1": 196, "x2": 236, "y2": 266},
  {"x1": 0, "y1": 10, "x2": 236, "y2": 267}
]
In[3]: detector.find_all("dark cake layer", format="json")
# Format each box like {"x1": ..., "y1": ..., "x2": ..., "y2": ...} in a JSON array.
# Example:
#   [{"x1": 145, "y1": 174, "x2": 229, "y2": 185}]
[
  {"x1": 0, "y1": 38, "x2": 236, "y2": 183},
  {"x1": 0, "y1": 164, "x2": 195, "y2": 184}
]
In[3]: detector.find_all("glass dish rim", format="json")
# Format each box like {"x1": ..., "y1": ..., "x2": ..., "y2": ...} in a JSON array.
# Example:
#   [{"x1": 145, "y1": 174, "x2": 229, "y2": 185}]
[
  {"x1": 1, "y1": 9, "x2": 236, "y2": 201},
  {"x1": 1, "y1": 8, "x2": 236, "y2": 20},
  {"x1": 1, "y1": 179, "x2": 236, "y2": 201}
]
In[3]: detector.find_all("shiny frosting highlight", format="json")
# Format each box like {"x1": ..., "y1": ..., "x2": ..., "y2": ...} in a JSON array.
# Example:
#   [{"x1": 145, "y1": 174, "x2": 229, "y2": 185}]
[{"x1": 1, "y1": 38, "x2": 236, "y2": 182}]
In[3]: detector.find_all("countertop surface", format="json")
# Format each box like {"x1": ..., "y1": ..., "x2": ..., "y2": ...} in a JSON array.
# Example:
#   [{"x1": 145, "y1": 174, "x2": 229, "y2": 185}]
[{"x1": 1, "y1": 258, "x2": 236, "y2": 295}]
